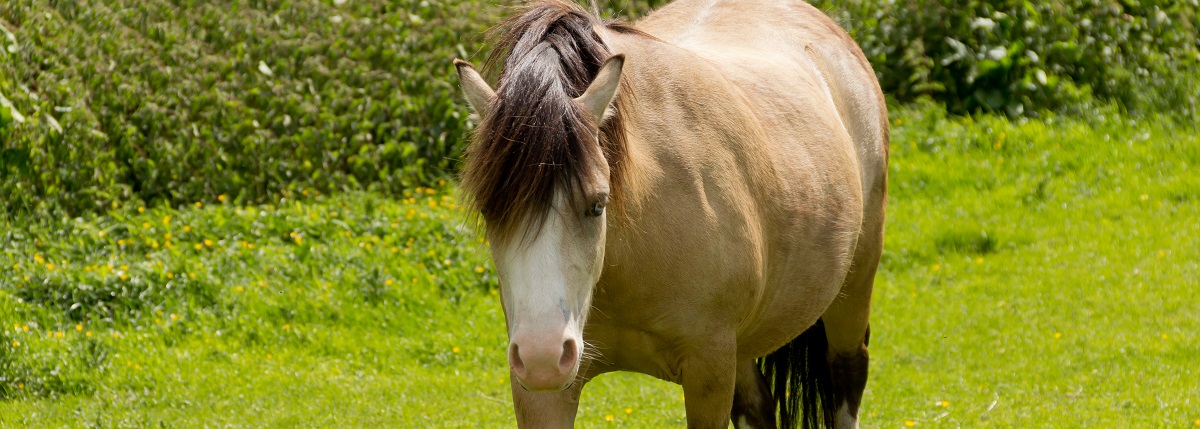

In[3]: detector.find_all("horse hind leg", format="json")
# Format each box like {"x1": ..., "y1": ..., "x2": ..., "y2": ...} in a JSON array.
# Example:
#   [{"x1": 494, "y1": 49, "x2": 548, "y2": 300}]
[
  {"x1": 819, "y1": 233, "x2": 880, "y2": 429},
  {"x1": 731, "y1": 359, "x2": 775, "y2": 429},
  {"x1": 824, "y1": 323, "x2": 869, "y2": 429}
]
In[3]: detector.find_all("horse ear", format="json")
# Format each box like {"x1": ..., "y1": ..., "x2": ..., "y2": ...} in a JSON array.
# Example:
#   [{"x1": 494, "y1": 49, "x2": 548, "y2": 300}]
[
  {"x1": 575, "y1": 54, "x2": 624, "y2": 124},
  {"x1": 454, "y1": 59, "x2": 494, "y2": 118}
]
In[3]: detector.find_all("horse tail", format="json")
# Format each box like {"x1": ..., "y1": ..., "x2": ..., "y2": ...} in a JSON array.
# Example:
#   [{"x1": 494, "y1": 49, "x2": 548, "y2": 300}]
[{"x1": 758, "y1": 318, "x2": 835, "y2": 429}]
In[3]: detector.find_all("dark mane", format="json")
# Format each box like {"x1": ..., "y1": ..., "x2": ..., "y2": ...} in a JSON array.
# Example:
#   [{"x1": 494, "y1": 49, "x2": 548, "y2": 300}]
[{"x1": 461, "y1": 0, "x2": 632, "y2": 241}]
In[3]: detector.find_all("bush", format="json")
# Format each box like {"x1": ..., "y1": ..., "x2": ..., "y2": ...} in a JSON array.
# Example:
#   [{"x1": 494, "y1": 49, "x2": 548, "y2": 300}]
[
  {"x1": 812, "y1": 0, "x2": 1200, "y2": 117},
  {"x1": 0, "y1": 0, "x2": 501, "y2": 216}
]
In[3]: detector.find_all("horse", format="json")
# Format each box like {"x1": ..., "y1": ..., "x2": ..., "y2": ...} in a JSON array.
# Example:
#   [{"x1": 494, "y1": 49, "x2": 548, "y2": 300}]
[{"x1": 453, "y1": 1, "x2": 888, "y2": 427}]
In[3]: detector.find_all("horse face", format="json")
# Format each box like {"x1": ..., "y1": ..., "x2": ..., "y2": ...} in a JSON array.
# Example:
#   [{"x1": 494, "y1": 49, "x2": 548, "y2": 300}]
[
  {"x1": 491, "y1": 165, "x2": 610, "y2": 392},
  {"x1": 457, "y1": 55, "x2": 624, "y2": 392}
]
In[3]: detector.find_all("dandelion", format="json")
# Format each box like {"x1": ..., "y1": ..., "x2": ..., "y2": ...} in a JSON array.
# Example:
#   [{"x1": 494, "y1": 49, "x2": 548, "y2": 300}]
[
  {"x1": 56, "y1": 331, "x2": 63, "y2": 338},
  {"x1": 170, "y1": 314, "x2": 178, "y2": 321},
  {"x1": 905, "y1": 421, "x2": 916, "y2": 427},
  {"x1": 282, "y1": 324, "x2": 291, "y2": 330},
  {"x1": 475, "y1": 266, "x2": 485, "y2": 274},
  {"x1": 385, "y1": 279, "x2": 394, "y2": 286},
  {"x1": 293, "y1": 236, "x2": 302, "y2": 244},
  {"x1": 75, "y1": 324, "x2": 83, "y2": 331},
  {"x1": 86, "y1": 331, "x2": 93, "y2": 337},
  {"x1": 112, "y1": 332, "x2": 120, "y2": 338},
  {"x1": 975, "y1": 257, "x2": 983, "y2": 264},
  {"x1": 167, "y1": 272, "x2": 175, "y2": 279},
  {"x1": 204, "y1": 239, "x2": 214, "y2": 246},
  {"x1": 184, "y1": 226, "x2": 191, "y2": 232},
  {"x1": 1054, "y1": 332, "x2": 1063, "y2": 339},
  {"x1": 1158, "y1": 251, "x2": 1166, "y2": 258},
  {"x1": 143, "y1": 222, "x2": 151, "y2": 229},
  {"x1": 624, "y1": 408, "x2": 632, "y2": 414},
  {"x1": 138, "y1": 206, "x2": 145, "y2": 213},
  {"x1": 452, "y1": 347, "x2": 461, "y2": 353},
  {"x1": 17, "y1": 383, "x2": 22, "y2": 390},
  {"x1": 98, "y1": 230, "x2": 106, "y2": 237},
  {"x1": 218, "y1": 194, "x2": 227, "y2": 202},
  {"x1": 1162, "y1": 333, "x2": 1169, "y2": 340},
  {"x1": 194, "y1": 244, "x2": 204, "y2": 250},
  {"x1": 937, "y1": 401, "x2": 949, "y2": 407},
  {"x1": 932, "y1": 264, "x2": 941, "y2": 272},
  {"x1": 34, "y1": 254, "x2": 44, "y2": 264},
  {"x1": 235, "y1": 286, "x2": 245, "y2": 292},
  {"x1": 21, "y1": 325, "x2": 27, "y2": 332},
  {"x1": 46, "y1": 263, "x2": 54, "y2": 270},
  {"x1": 390, "y1": 247, "x2": 398, "y2": 253},
  {"x1": 163, "y1": 215, "x2": 171, "y2": 225},
  {"x1": 195, "y1": 202, "x2": 203, "y2": 208},
  {"x1": 11, "y1": 341, "x2": 18, "y2": 348},
  {"x1": 604, "y1": 415, "x2": 613, "y2": 422}
]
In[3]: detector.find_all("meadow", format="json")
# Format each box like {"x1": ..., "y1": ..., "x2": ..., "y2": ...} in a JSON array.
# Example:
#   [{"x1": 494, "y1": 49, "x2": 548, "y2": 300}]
[{"x1": 3, "y1": 102, "x2": 1198, "y2": 427}]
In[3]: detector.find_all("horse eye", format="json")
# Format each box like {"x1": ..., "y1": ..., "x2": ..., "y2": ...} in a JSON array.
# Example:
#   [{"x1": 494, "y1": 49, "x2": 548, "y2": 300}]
[{"x1": 585, "y1": 200, "x2": 605, "y2": 217}]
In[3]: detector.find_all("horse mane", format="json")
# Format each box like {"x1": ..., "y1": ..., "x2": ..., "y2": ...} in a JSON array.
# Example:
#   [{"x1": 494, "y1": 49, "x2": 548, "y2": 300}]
[{"x1": 461, "y1": 0, "x2": 636, "y2": 241}]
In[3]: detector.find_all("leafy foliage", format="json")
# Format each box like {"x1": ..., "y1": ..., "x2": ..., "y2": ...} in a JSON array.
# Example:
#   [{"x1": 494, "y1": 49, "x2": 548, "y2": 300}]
[
  {"x1": 0, "y1": 0, "x2": 500, "y2": 215},
  {"x1": 812, "y1": 0, "x2": 1200, "y2": 117}
]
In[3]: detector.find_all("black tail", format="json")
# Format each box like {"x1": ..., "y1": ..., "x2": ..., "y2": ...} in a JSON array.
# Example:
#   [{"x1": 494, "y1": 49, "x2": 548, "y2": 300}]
[{"x1": 757, "y1": 318, "x2": 835, "y2": 429}]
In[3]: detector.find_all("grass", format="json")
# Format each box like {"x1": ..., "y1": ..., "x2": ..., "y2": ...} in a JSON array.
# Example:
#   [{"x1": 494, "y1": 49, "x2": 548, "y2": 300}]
[{"x1": 2, "y1": 103, "x2": 1199, "y2": 427}]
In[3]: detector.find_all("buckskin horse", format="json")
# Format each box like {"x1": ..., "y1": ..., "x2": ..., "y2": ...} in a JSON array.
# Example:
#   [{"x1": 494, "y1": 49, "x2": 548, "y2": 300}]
[{"x1": 453, "y1": 1, "x2": 887, "y2": 427}]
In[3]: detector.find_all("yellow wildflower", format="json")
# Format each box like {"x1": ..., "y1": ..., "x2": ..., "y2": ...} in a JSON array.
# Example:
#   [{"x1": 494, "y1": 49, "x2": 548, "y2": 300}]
[
  {"x1": 184, "y1": 226, "x2": 191, "y2": 232},
  {"x1": 204, "y1": 239, "x2": 213, "y2": 246},
  {"x1": 452, "y1": 347, "x2": 460, "y2": 353},
  {"x1": 195, "y1": 202, "x2": 203, "y2": 208},
  {"x1": 75, "y1": 324, "x2": 83, "y2": 331},
  {"x1": 283, "y1": 324, "x2": 291, "y2": 330},
  {"x1": 1054, "y1": 332, "x2": 1063, "y2": 339},
  {"x1": 905, "y1": 421, "x2": 916, "y2": 427},
  {"x1": 194, "y1": 244, "x2": 203, "y2": 250},
  {"x1": 11, "y1": 341, "x2": 18, "y2": 348},
  {"x1": 86, "y1": 331, "x2": 93, "y2": 337},
  {"x1": 218, "y1": 194, "x2": 227, "y2": 202},
  {"x1": 138, "y1": 206, "x2": 145, "y2": 213},
  {"x1": 143, "y1": 222, "x2": 151, "y2": 229},
  {"x1": 624, "y1": 408, "x2": 632, "y2": 414},
  {"x1": 163, "y1": 215, "x2": 171, "y2": 225},
  {"x1": 385, "y1": 279, "x2": 394, "y2": 286},
  {"x1": 475, "y1": 266, "x2": 485, "y2": 274},
  {"x1": 604, "y1": 415, "x2": 613, "y2": 422}
]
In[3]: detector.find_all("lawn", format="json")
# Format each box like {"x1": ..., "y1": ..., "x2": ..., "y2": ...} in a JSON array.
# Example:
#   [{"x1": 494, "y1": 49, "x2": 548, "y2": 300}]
[{"x1": 2, "y1": 104, "x2": 1198, "y2": 427}]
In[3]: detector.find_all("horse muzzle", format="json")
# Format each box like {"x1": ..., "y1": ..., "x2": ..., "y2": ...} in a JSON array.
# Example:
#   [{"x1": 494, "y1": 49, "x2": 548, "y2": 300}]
[{"x1": 508, "y1": 330, "x2": 580, "y2": 391}]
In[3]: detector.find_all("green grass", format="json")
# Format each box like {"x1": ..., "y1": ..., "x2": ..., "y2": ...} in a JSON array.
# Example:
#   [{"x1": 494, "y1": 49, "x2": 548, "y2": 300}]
[{"x1": 2, "y1": 104, "x2": 1199, "y2": 427}]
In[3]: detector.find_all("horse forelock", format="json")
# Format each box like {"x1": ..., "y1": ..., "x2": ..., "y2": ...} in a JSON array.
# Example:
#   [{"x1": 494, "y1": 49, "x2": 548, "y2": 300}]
[{"x1": 463, "y1": 0, "x2": 630, "y2": 242}]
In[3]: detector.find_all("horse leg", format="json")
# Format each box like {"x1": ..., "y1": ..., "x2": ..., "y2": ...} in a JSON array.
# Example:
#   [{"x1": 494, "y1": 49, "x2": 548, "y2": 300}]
[
  {"x1": 731, "y1": 359, "x2": 776, "y2": 429},
  {"x1": 681, "y1": 344, "x2": 739, "y2": 429},
  {"x1": 820, "y1": 226, "x2": 882, "y2": 429},
  {"x1": 510, "y1": 372, "x2": 586, "y2": 428}
]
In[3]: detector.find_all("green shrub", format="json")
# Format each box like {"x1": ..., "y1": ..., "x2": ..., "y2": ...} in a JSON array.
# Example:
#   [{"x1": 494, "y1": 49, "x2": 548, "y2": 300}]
[
  {"x1": 812, "y1": 0, "x2": 1200, "y2": 117},
  {"x1": 0, "y1": 0, "x2": 501, "y2": 216}
]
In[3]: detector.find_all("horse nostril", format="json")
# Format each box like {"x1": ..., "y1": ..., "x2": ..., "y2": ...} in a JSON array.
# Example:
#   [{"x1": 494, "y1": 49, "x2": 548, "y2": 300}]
[
  {"x1": 559, "y1": 338, "x2": 578, "y2": 371},
  {"x1": 509, "y1": 343, "x2": 525, "y2": 374}
]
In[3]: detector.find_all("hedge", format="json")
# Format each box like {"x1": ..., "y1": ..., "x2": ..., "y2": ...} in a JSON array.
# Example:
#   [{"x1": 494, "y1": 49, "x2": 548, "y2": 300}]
[
  {"x1": 3, "y1": 0, "x2": 1197, "y2": 215},
  {"x1": 1, "y1": 0, "x2": 500, "y2": 215},
  {"x1": 812, "y1": 0, "x2": 1200, "y2": 117}
]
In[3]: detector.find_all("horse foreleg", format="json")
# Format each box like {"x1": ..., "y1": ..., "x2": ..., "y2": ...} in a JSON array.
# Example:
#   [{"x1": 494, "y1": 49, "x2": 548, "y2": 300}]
[
  {"x1": 510, "y1": 372, "x2": 585, "y2": 428},
  {"x1": 681, "y1": 345, "x2": 739, "y2": 429},
  {"x1": 731, "y1": 359, "x2": 775, "y2": 429}
]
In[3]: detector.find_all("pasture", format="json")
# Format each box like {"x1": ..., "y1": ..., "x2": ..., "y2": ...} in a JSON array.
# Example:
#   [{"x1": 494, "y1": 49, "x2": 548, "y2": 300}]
[{"x1": 3, "y1": 103, "x2": 1197, "y2": 427}]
